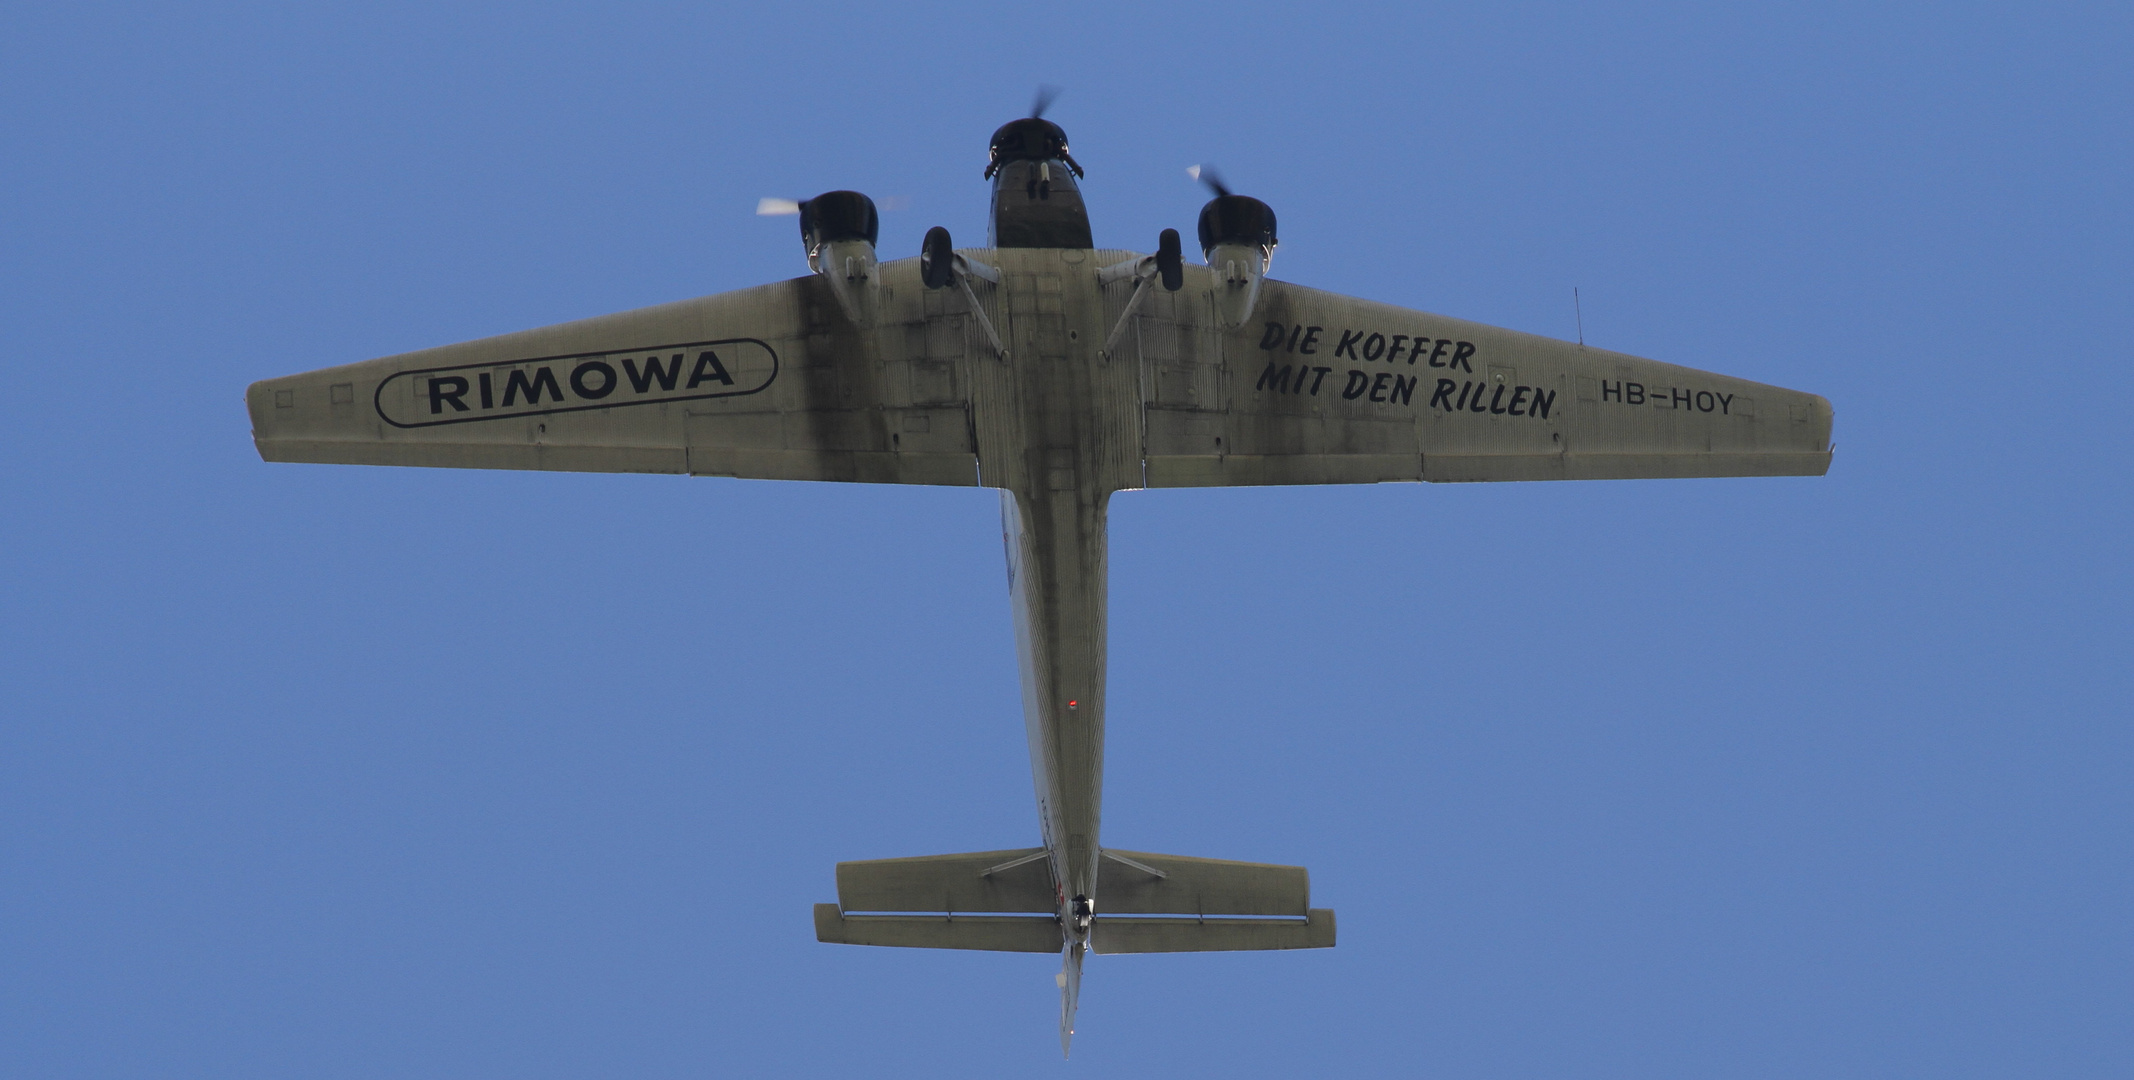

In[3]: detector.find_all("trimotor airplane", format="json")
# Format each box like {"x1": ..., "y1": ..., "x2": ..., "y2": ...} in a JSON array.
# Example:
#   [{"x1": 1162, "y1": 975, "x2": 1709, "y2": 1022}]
[{"x1": 247, "y1": 103, "x2": 1832, "y2": 1054}]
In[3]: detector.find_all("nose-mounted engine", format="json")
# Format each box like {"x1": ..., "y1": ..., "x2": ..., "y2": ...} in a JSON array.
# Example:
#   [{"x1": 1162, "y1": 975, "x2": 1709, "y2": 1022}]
[
  {"x1": 985, "y1": 117, "x2": 1084, "y2": 182},
  {"x1": 797, "y1": 190, "x2": 880, "y2": 325},
  {"x1": 1193, "y1": 171, "x2": 1278, "y2": 329},
  {"x1": 984, "y1": 107, "x2": 1093, "y2": 248}
]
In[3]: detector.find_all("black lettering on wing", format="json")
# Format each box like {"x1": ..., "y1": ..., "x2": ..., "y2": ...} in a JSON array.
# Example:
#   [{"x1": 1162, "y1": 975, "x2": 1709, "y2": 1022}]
[
  {"x1": 502, "y1": 367, "x2": 563, "y2": 407},
  {"x1": 1334, "y1": 329, "x2": 1364, "y2": 360},
  {"x1": 624, "y1": 353, "x2": 684, "y2": 393},
  {"x1": 1390, "y1": 374, "x2": 1416, "y2": 406},
  {"x1": 428, "y1": 376, "x2": 470, "y2": 414},
  {"x1": 570, "y1": 360, "x2": 617, "y2": 400},
  {"x1": 687, "y1": 351, "x2": 735, "y2": 388}
]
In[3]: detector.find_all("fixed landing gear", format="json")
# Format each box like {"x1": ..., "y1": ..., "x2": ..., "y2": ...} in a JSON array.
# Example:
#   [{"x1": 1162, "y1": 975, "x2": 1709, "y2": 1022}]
[
  {"x1": 920, "y1": 226, "x2": 954, "y2": 289},
  {"x1": 1156, "y1": 227, "x2": 1183, "y2": 292},
  {"x1": 916, "y1": 227, "x2": 1007, "y2": 358}
]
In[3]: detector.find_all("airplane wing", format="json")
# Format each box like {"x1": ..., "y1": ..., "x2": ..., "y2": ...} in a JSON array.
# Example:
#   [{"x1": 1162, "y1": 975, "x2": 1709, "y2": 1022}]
[
  {"x1": 247, "y1": 263, "x2": 982, "y2": 485},
  {"x1": 1135, "y1": 277, "x2": 1833, "y2": 486},
  {"x1": 253, "y1": 261, "x2": 1830, "y2": 489}
]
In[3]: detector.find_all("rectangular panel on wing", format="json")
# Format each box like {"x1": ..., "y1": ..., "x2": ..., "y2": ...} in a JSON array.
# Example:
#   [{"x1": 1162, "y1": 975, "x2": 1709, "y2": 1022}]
[{"x1": 680, "y1": 262, "x2": 979, "y2": 486}]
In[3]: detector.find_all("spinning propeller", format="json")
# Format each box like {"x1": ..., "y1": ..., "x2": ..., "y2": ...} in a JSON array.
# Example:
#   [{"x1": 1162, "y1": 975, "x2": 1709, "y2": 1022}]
[
  {"x1": 1186, "y1": 164, "x2": 1232, "y2": 198},
  {"x1": 1030, "y1": 84, "x2": 1061, "y2": 120},
  {"x1": 758, "y1": 195, "x2": 906, "y2": 217}
]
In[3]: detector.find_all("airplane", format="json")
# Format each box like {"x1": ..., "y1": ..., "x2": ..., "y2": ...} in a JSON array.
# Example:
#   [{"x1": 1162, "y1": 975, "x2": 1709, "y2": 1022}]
[{"x1": 245, "y1": 100, "x2": 1833, "y2": 1055}]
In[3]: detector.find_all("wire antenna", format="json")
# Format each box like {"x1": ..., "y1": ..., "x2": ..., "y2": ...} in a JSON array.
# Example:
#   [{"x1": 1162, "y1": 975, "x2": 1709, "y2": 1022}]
[{"x1": 1574, "y1": 287, "x2": 1585, "y2": 346}]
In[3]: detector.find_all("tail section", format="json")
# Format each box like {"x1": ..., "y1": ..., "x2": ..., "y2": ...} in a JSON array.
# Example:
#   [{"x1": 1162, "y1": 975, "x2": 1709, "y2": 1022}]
[
  {"x1": 813, "y1": 845, "x2": 1334, "y2": 950},
  {"x1": 814, "y1": 845, "x2": 1335, "y2": 1049},
  {"x1": 812, "y1": 846, "x2": 1062, "y2": 952}
]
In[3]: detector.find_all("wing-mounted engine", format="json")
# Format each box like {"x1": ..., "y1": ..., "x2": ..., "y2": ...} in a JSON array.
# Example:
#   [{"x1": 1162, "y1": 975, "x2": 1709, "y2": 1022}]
[
  {"x1": 1193, "y1": 169, "x2": 1278, "y2": 330},
  {"x1": 798, "y1": 190, "x2": 881, "y2": 326}
]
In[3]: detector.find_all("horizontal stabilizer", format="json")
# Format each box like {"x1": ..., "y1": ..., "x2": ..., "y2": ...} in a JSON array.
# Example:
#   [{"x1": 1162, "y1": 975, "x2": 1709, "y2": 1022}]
[
  {"x1": 1098, "y1": 849, "x2": 1311, "y2": 916},
  {"x1": 1092, "y1": 909, "x2": 1336, "y2": 953},
  {"x1": 835, "y1": 847, "x2": 1054, "y2": 914},
  {"x1": 829, "y1": 846, "x2": 1318, "y2": 917},
  {"x1": 818, "y1": 846, "x2": 1334, "y2": 952},
  {"x1": 814, "y1": 904, "x2": 1061, "y2": 952}
]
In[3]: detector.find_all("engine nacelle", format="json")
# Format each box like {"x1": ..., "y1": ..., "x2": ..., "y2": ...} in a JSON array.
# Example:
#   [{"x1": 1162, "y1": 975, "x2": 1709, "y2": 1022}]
[
  {"x1": 799, "y1": 190, "x2": 878, "y2": 271},
  {"x1": 1196, "y1": 194, "x2": 1277, "y2": 267},
  {"x1": 985, "y1": 118, "x2": 1083, "y2": 179},
  {"x1": 799, "y1": 190, "x2": 879, "y2": 325},
  {"x1": 1197, "y1": 194, "x2": 1277, "y2": 329}
]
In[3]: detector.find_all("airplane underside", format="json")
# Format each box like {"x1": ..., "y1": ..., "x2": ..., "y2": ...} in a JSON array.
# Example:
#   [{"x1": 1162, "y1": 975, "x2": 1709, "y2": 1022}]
[
  {"x1": 816, "y1": 471, "x2": 1338, "y2": 1053},
  {"x1": 811, "y1": 238, "x2": 1340, "y2": 1054},
  {"x1": 246, "y1": 106, "x2": 1830, "y2": 1056},
  {"x1": 814, "y1": 144, "x2": 1344, "y2": 1053}
]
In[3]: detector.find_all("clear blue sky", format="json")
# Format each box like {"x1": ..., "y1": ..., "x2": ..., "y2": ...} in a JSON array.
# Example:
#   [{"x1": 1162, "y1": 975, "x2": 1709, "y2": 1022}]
[{"x1": 3, "y1": 3, "x2": 2128, "y2": 1076}]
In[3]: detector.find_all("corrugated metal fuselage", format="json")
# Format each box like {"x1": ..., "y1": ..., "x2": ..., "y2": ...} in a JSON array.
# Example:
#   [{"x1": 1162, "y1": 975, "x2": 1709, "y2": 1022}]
[
  {"x1": 976, "y1": 263, "x2": 1134, "y2": 929},
  {"x1": 984, "y1": 159, "x2": 1128, "y2": 1030}
]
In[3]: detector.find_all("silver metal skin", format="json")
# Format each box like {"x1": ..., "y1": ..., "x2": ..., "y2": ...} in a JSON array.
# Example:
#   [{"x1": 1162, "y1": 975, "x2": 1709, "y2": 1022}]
[
  {"x1": 981, "y1": 248, "x2": 1144, "y2": 1045},
  {"x1": 245, "y1": 128, "x2": 1832, "y2": 1055},
  {"x1": 1205, "y1": 241, "x2": 1268, "y2": 330}
]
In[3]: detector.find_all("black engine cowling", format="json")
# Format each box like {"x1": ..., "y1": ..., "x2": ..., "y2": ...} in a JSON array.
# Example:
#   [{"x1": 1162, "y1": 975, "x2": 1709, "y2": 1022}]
[
  {"x1": 1196, "y1": 194, "x2": 1277, "y2": 261},
  {"x1": 986, "y1": 117, "x2": 1084, "y2": 180},
  {"x1": 799, "y1": 191, "x2": 879, "y2": 265}
]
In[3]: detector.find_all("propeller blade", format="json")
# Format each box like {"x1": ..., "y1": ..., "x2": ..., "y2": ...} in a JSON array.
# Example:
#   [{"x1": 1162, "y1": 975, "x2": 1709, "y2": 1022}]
[
  {"x1": 1031, "y1": 84, "x2": 1061, "y2": 119},
  {"x1": 760, "y1": 196, "x2": 903, "y2": 215},
  {"x1": 1188, "y1": 165, "x2": 1231, "y2": 198}
]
